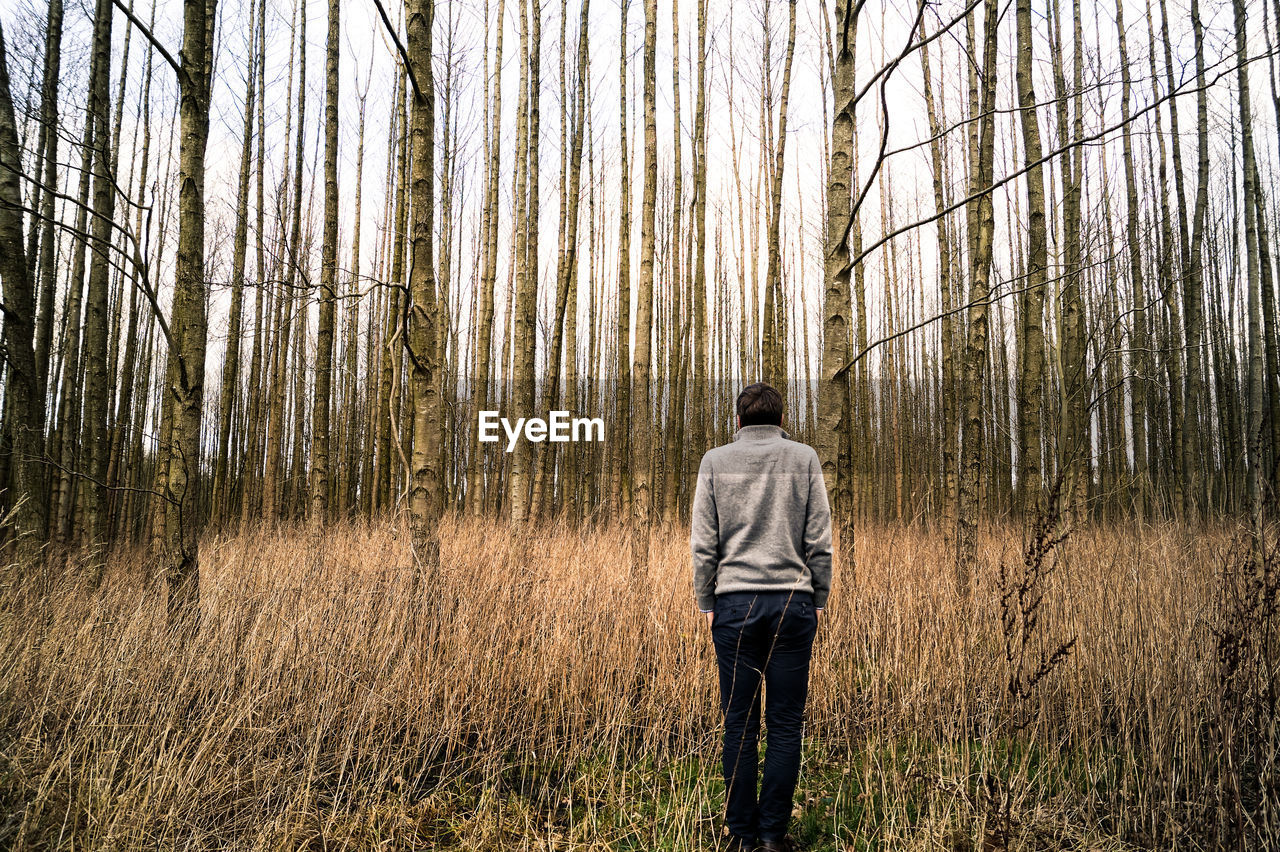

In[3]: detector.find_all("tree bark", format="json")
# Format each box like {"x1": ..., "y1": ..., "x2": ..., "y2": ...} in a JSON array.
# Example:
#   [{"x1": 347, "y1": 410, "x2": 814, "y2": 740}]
[
  {"x1": 164, "y1": 0, "x2": 215, "y2": 622},
  {"x1": 818, "y1": 0, "x2": 856, "y2": 537},
  {"x1": 0, "y1": 19, "x2": 47, "y2": 562},
  {"x1": 405, "y1": 0, "x2": 442, "y2": 567},
  {"x1": 630, "y1": 0, "x2": 658, "y2": 549},
  {"x1": 32, "y1": 0, "x2": 63, "y2": 431},
  {"x1": 613, "y1": 0, "x2": 632, "y2": 520},
  {"x1": 508, "y1": 0, "x2": 540, "y2": 524},
  {"x1": 470, "y1": 0, "x2": 505, "y2": 517},
  {"x1": 955, "y1": 0, "x2": 998, "y2": 600},
  {"x1": 1014, "y1": 0, "x2": 1047, "y2": 514},
  {"x1": 1231, "y1": 0, "x2": 1265, "y2": 542},
  {"x1": 310, "y1": 0, "x2": 340, "y2": 528},
  {"x1": 81, "y1": 0, "x2": 116, "y2": 549},
  {"x1": 215, "y1": 1, "x2": 258, "y2": 521},
  {"x1": 761, "y1": 0, "x2": 797, "y2": 387}
]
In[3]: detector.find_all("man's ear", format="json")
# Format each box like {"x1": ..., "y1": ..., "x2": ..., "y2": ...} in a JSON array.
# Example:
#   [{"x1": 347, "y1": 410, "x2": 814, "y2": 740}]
[{"x1": 737, "y1": 415, "x2": 741, "y2": 429}]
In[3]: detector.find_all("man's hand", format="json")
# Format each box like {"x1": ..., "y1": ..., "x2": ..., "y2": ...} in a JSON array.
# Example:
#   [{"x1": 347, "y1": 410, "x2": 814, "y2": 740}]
[{"x1": 705, "y1": 610, "x2": 714, "y2": 628}]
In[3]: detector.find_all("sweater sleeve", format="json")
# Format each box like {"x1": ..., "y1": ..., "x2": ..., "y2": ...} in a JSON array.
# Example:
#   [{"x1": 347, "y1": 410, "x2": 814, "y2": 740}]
[
  {"x1": 690, "y1": 452, "x2": 720, "y2": 611},
  {"x1": 805, "y1": 449, "x2": 833, "y2": 608}
]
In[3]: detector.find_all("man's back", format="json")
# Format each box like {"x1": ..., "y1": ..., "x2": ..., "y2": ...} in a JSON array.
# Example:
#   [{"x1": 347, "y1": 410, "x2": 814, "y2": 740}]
[
  {"x1": 690, "y1": 424, "x2": 832, "y2": 612},
  {"x1": 691, "y1": 386, "x2": 834, "y2": 848}
]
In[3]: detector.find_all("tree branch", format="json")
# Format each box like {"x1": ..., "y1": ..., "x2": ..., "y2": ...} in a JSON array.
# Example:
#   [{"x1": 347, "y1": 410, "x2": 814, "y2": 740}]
[
  {"x1": 369, "y1": 0, "x2": 424, "y2": 103},
  {"x1": 110, "y1": 0, "x2": 180, "y2": 75}
]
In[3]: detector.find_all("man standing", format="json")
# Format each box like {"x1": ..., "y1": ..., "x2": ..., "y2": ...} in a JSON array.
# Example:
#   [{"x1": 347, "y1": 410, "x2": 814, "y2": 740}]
[{"x1": 691, "y1": 382, "x2": 833, "y2": 852}]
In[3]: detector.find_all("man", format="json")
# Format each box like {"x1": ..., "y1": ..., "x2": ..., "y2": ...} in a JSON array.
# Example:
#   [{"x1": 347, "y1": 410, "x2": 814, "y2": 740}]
[{"x1": 691, "y1": 382, "x2": 833, "y2": 852}]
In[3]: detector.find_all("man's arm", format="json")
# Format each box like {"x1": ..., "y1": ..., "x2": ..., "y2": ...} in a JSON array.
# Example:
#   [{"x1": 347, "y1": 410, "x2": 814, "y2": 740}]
[
  {"x1": 805, "y1": 449, "x2": 833, "y2": 610},
  {"x1": 690, "y1": 452, "x2": 720, "y2": 613}
]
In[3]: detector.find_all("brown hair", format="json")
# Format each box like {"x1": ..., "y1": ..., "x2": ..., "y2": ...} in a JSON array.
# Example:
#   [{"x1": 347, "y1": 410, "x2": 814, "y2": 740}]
[{"x1": 736, "y1": 382, "x2": 784, "y2": 427}]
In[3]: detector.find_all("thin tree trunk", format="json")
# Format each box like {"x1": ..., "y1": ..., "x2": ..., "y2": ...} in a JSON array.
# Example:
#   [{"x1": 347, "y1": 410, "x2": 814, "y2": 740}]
[
  {"x1": 818, "y1": 0, "x2": 856, "y2": 538},
  {"x1": 1049, "y1": 0, "x2": 1087, "y2": 517},
  {"x1": 920, "y1": 26, "x2": 955, "y2": 531},
  {"x1": 1231, "y1": 0, "x2": 1265, "y2": 542},
  {"x1": 689, "y1": 0, "x2": 709, "y2": 498},
  {"x1": 405, "y1": 0, "x2": 442, "y2": 568},
  {"x1": 508, "y1": 0, "x2": 539, "y2": 524},
  {"x1": 215, "y1": 2, "x2": 257, "y2": 520},
  {"x1": 470, "y1": 0, "x2": 505, "y2": 517},
  {"x1": 339, "y1": 82, "x2": 368, "y2": 518},
  {"x1": 761, "y1": 0, "x2": 797, "y2": 386},
  {"x1": 164, "y1": 0, "x2": 215, "y2": 621},
  {"x1": 613, "y1": 0, "x2": 632, "y2": 519},
  {"x1": 81, "y1": 0, "x2": 116, "y2": 549},
  {"x1": 109, "y1": 0, "x2": 157, "y2": 539},
  {"x1": 310, "y1": 0, "x2": 340, "y2": 527},
  {"x1": 0, "y1": 19, "x2": 47, "y2": 560},
  {"x1": 1014, "y1": 0, "x2": 1047, "y2": 513},
  {"x1": 33, "y1": 0, "x2": 63, "y2": 432},
  {"x1": 1115, "y1": 0, "x2": 1150, "y2": 516},
  {"x1": 955, "y1": 0, "x2": 998, "y2": 600},
  {"x1": 532, "y1": 0, "x2": 590, "y2": 518},
  {"x1": 631, "y1": 0, "x2": 658, "y2": 547}
]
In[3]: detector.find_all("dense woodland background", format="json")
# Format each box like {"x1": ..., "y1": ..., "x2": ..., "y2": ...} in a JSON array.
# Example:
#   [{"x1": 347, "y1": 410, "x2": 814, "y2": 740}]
[
  {"x1": 1, "y1": 2, "x2": 1279, "y2": 848},
  {"x1": 0, "y1": 0, "x2": 1278, "y2": 597}
]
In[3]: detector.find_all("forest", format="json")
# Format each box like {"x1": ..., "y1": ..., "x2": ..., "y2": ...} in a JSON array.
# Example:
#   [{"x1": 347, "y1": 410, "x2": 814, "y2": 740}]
[{"x1": 0, "y1": 0, "x2": 1277, "y2": 848}]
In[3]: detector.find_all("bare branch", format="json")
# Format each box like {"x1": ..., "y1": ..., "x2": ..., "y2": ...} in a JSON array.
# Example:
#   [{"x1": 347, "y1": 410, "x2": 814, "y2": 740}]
[{"x1": 110, "y1": 0, "x2": 181, "y2": 75}]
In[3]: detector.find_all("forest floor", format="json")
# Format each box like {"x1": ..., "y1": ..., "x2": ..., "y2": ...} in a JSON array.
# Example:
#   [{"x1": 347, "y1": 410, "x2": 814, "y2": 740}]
[{"x1": 0, "y1": 515, "x2": 1274, "y2": 850}]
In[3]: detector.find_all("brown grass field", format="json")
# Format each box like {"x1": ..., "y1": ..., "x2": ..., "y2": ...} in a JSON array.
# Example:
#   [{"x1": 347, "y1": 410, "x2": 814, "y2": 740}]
[{"x1": 1, "y1": 516, "x2": 1276, "y2": 850}]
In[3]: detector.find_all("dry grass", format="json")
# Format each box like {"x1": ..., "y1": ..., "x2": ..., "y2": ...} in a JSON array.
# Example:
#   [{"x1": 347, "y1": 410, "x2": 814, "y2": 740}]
[{"x1": 0, "y1": 515, "x2": 1275, "y2": 850}]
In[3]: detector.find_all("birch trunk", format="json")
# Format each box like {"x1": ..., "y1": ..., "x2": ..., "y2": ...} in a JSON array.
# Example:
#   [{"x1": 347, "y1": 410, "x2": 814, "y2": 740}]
[
  {"x1": 406, "y1": 0, "x2": 442, "y2": 567},
  {"x1": 310, "y1": 0, "x2": 340, "y2": 527}
]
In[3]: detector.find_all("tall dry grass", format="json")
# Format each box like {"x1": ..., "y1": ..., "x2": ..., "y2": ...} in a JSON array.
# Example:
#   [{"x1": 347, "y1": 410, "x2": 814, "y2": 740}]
[{"x1": 0, "y1": 515, "x2": 1275, "y2": 850}]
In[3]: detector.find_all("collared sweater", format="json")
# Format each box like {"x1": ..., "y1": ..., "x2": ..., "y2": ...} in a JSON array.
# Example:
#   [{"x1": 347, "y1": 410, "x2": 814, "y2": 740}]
[{"x1": 690, "y1": 424, "x2": 833, "y2": 612}]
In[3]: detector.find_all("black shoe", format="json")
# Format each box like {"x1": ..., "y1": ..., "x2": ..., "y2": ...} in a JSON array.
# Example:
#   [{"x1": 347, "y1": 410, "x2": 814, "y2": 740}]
[
  {"x1": 757, "y1": 837, "x2": 798, "y2": 852},
  {"x1": 723, "y1": 835, "x2": 757, "y2": 852}
]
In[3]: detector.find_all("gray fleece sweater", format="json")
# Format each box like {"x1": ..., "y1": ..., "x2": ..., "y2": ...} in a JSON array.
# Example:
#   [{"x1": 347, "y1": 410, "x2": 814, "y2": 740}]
[{"x1": 690, "y1": 424, "x2": 833, "y2": 612}]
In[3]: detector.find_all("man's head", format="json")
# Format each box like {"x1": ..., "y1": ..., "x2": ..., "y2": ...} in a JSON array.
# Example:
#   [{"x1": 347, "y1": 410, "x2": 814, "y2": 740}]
[{"x1": 736, "y1": 382, "x2": 784, "y2": 428}]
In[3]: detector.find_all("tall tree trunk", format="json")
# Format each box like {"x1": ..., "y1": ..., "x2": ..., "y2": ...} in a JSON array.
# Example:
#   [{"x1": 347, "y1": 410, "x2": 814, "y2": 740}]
[
  {"x1": 508, "y1": 0, "x2": 540, "y2": 524},
  {"x1": 955, "y1": 0, "x2": 998, "y2": 599},
  {"x1": 310, "y1": 0, "x2": 340, "y2": 527},
  {"x1": 613, "y1": 0, "x2": 632, "y2": 519},
  {"x1": 81, "y1": 0, "x2": 116, "y2": 549},
  {"x1": 165, "y1": 0, "x2": 216, "y2": 621},
  {"x1": 1115, "y1": 0, "x2": 1149, "y2": 516},
  {"x1": 339, "y1": 84, "x2": 368, "y2": 518},
  {"x1": 377, "y1": 77, "x2": 407, "y2": 514},
  {"x1": 1050, "y1": 0, "x2": 1087, "y2": 518},
  {"x1": 1231, "y1": 0, "x2": 1265, "y2": 542},
  {"x1": 405, "y1": 0, "x2": 442, "y2": 567},
  {"x1": 470, "y1": 0, "x2": 505, "y2": 517},
  {"x1": 54, "y1": 0, "x2": 109, "y2": 545},
  {"x1": 1014, "y1": 0, "x2": 1047, "y2": 513},
  {"x1": 818, "y1": 0, "x2": 856, "y2": 539},
  {"x1": 0, "y1": 19, "x2": 47, "y2": 561},
  {"x1": 264, "y1": 0, "x2": 305, "y2": 524},
  {"x1": 761, "y1": 0, "x2": 797, "y2": 386},
  {"x1": 33, "y1": 0, "x2": 63, "y2": 433},
  {"x1": 1265, "y1": 0, "x2": 1280, "y2": 484},
  {"x1": 661, "y1": 0, "x2": 684, "y2": 522},
  {"x1": 921, "y1": 25, "x2": 955, "y2": 532},
  {"x1": 631, "y1": 0, "x2": 658, "y2": 547},
  {"x1": 689, "y1": 0, "x2": 709, "y2": 499},
  {"x1": 109, "y1": 0, "x2": 157, "y2": 540},
  {"x1": 532, "y1": 0, "x2": 590, "y2": 518},
  {"x1": 215, "y1": 2, "x2": 258, "y2": 521}
]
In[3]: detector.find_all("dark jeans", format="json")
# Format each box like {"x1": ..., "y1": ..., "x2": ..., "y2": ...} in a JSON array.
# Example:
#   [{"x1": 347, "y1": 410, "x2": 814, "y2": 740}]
[{"x1": 711, "y1": 590, "x2": 818, "y2": 842}]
